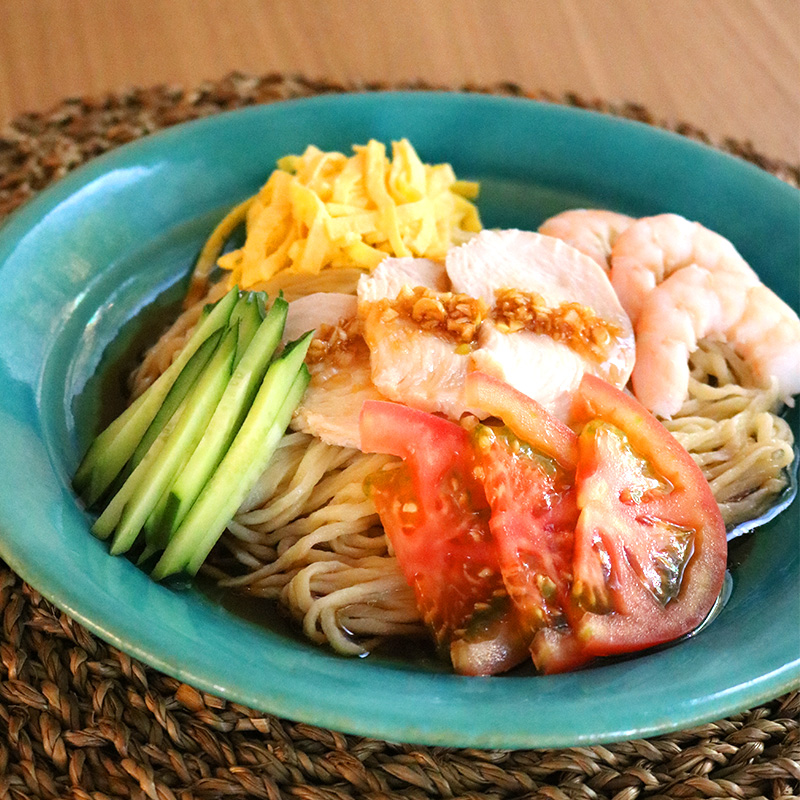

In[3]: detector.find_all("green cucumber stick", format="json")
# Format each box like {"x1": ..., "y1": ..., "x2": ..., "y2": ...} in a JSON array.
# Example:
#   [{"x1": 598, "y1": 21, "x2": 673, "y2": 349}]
[
  {"x1": 139, "y1": 307, "x2": 261, "y2": 552},
  {"x1": 92, "y1": 329, "x2": 223, "y2": 540},
  {"x1": 161, "y1": 296, "x2": 289, "y2": 535},
  {"x1": 140, "y1": 296, "x2": 282, "y2": 545},
  {"x1": 92, "y1": 395, "x2": 189, "y2": 540},
  {"x1": 109, "y1": 324, "x2": 240, "y2": 556},
  {"x1": 75, "y1": 286, "x2": 239, "y2": 504},
  {"x1": 128, "y1": 327, "x2": 223, "y2": 472},
  {"x1": 184, "y1": 368, "x2": 309, "y2": 574},
  {"x1": 152, "y1": 335, "x2": 312, "y2": 580},
  {"x1": 164, "y1": 366, "x2": 310, "y2": 579},
  {"x1": 230, "y1": 292, "x2": 266, "y2": 366}
]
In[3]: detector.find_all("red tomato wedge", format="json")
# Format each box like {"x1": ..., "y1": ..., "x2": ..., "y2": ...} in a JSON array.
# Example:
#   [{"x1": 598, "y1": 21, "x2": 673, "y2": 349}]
[
  {"x1": 466, "y1": 372, "x2": 578, "y2": 470},
  {"x1": 360, "y1": 375, "x2": 726, "y2": 676},
  {"x1": 359, "y1": 400, "x2": 530, "y2": 676},
  {"x1": 465, "y1": 372, "x2": 589, "y2": 673},
  {"x1": 570, "y1": 375, "x2": 727, "y2": 655}
]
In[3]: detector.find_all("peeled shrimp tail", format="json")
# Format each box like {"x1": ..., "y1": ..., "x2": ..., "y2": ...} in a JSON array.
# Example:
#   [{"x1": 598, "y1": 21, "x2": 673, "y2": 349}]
[
  {"x1": 631, "y1": 265, "x2": 800, "y2": 418},
  {"x1": 610, "y1": 213, "x2": 759, "y2": 324},
  {"x1": 538, "y1": 209, "x2": 635, "y2": 272},
  {"x1": 632, "y1": 266, "x2": 748, "y2": 418},
  {"x1": 728, "y1": 285, "x2": 800, "y2": 403}
]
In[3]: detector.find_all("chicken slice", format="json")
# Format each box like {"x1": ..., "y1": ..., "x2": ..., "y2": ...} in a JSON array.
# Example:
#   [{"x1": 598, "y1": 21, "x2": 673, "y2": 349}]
[
  {"x1": 357, "y1": 257, "x2": 476, "y2": 419},
  {"x1": 446, "y1": 229, "x2": 635, "y2": 419},
  {"x1": 282, "y1": 292, "x2": 358, "y2": 344},
  {"x1": 283, "y1": 292, "x2": 387, "y2": 450},
  {"x1": 291, "y1": 349, "x2": 385, "y2": 451}
]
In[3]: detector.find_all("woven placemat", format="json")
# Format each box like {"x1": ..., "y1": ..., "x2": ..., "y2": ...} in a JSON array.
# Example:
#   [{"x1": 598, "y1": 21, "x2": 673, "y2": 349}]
[{"x1": 1, "y1": 73, "x2": 798, "y2": 800}]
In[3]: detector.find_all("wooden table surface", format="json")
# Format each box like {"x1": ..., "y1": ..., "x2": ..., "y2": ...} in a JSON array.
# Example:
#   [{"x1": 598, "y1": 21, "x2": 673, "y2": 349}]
[{"x1": 0, "y1": 0, "x2": 798, "y2": 164}]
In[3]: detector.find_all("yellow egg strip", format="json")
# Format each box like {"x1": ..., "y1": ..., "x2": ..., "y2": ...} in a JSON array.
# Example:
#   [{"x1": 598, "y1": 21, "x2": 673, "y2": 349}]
[{"x1": 198, "y1": 138, "x2": 482, "y2": 291}]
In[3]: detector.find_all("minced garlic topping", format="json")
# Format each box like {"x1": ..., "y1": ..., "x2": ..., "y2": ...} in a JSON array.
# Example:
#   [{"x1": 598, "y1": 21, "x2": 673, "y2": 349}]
[
  {"x1": 358, "y1": 285, "x2": 622, "y2": 361},
  {"x1": 307, "y1": 282, "x2": 624, "y2": 378},
  {"x1": 371, "y1": 285, "x2": 489, "y2": 344},
  {"x1": 305, "y1": 316, "x2": 365, "y2": 369},
  {"x1": 493, "y1": 288, "x2": 623, "y2": 362}
]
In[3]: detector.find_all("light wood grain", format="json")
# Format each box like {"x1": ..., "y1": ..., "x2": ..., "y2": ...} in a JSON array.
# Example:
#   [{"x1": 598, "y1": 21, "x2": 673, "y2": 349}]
[{"x1": 0, "y1": 0, "x2": 797, "y2": 162}]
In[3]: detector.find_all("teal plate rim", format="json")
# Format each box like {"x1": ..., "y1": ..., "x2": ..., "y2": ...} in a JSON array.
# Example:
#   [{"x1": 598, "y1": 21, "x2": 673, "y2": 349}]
[{"x1": 0, "y1": 91, "x2": 798, "y2": 750}]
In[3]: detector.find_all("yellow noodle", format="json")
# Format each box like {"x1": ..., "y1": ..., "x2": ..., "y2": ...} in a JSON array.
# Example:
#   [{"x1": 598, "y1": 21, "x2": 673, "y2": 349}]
[
  {"x1": 133, "y1": 280, "x2": 797, "y2": 655},
  {"x1": 131, "y1": 286, "x2": 796, "y2": 654},
  {"x1": 662, "y1": 341, "x2": 795, "y2": 527},
  {"x1": 193, "y1": 427, "x2": 421, "y2": 654}
]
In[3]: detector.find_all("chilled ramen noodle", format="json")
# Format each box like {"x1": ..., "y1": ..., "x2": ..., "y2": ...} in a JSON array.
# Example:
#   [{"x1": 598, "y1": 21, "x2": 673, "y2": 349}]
[
  {"x1": 201, "y1": 433, "x2": 420, "y2": 655},
  {"x1": 130, "y1": 299, "x2": 796, "y2": 654},
  {"x1": 661, "y1": 340, "x2": 795, "y2": 528}
]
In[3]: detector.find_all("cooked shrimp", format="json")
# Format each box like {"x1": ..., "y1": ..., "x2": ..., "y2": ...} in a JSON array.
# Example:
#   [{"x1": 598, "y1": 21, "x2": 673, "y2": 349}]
[
  {"x1": 610, "y1": 213, "x2": 759, "y2": 324},
  {"x1": 632, "y1": 264, "x2": 800, "y2": 418},
  {"x1": 538, "y1": 209, "x2": 635, "y2": 271},
  {"x1": 727, "y1": 284, "x2": 800, "y2": 400}
]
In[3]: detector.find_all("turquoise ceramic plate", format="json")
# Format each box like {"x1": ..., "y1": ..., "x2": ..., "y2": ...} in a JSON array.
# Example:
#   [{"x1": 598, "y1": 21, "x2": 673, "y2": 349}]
[{"x1": 0, "y1": 93, "x2": 797, "y2": 749}]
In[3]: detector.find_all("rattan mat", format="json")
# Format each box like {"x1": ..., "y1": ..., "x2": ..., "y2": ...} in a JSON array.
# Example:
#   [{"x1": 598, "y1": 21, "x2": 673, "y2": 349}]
[{"x1": 0, "y1": 73, "x2": 798, "y2": 800}]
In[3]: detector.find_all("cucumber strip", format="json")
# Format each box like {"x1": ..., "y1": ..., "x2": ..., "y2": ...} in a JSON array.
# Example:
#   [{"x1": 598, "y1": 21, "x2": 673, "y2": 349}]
[
  {"x1": 92, "y1": 328, "x2": 223, "y2": 538},
  {"x1": 255, "y1": 292, "x2": 270, "y2": 321},
  {"x1": 159, "y1": 296, "x2": 289, "y2": 536},
  {"x1": 91, "y1": 396, "x2": 187, "y2": 540},
  {"x1": 77, "y1": 290, "x2": 237, "y2": 503},
  {"x1": 151, "y1": 335, "x2": 311, "y2": 580},
  {"x1": 182, "y1": 366, "x2": 310, "y2": 578},
  {"x1": 140, "y1": 296, "x2": 282, "y2": 545},
  {"x1": 230, "y1": 292, "x2": 266, "y2": 367},
  {"x1": 128, "y1": 328, "x2": 223, "y2": 472},
  {"x1": 109, "y1": 324, "x2": 239, "y2": 556},
  {"x1": 138, "y1": 294, "x2": 269, "y2": 559},
  {"x1": 75, "y1": 286, "x2": 239, "y2": 504}
]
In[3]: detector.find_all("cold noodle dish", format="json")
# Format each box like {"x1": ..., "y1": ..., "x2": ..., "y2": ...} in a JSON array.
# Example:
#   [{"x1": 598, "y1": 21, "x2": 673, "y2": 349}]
[{"x1": 73, "y1": 139, "x2": 800, "y2": 676}]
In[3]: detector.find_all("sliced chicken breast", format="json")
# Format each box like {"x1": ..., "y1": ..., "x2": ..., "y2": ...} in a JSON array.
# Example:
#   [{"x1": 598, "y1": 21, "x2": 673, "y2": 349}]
[
  {"x1": 447, "y1": 229, "x2": 635, "y2": 419},
  {"x1": 357, "y1": 257, "x2": 476, "y2": 419},
  {"x1": 293, "y1": 230, "x2": 635, "y2": 447},
  {"x1": 291, "y1": 346, "x2": 385, "y2": 450},
  {"x1": 282, "y1": 292, "x2": 358, "y2": 344},
  {"x1": 470, "y1": 326, "x2": 588, "y2": 420},
  {"x1": 283, "y1": 292, "x2": 387, "y2": 450}
]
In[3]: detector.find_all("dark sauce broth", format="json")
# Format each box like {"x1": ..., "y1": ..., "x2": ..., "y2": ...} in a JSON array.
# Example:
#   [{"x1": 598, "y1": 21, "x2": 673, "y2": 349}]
[
  {"x1": 194, "y1": 567, "x2": 457, "y2": 673},
  {"x1": 81, "y1": 292, "x2": 186, "y2": 437},
  {"x1": 195, "y1": 572, "x2": 312, "y2": 646}
]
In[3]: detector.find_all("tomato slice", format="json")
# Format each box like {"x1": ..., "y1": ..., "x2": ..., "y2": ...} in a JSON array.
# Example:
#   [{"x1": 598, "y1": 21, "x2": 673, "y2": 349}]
[
  {"x1": 469, "y1": 421, "x2": 592, "y2": 673},
  {"x1": 469, "y1": 421, "x2": 577, "y2": 626},
  {"x1": 360, "y1": 375, "x2": 726, "y2": 674},
  {"x1": 359, "y1": 400, "x2": 529, "y2": 676},
  {"x1": 466, "y1": 371, "x2": 578, "y2": 470},
  {"x1": 465, "y1": 372, "x2": 589, "y2": 674},
  {"x1": 570, "y1": 375, "x2": 727, "y2": 655}
]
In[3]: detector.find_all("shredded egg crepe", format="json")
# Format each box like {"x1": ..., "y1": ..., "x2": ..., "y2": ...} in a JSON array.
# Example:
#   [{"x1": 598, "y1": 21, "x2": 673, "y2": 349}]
[{"x1": 187, "y1": 139, "x2": 481, "y2": 302}]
